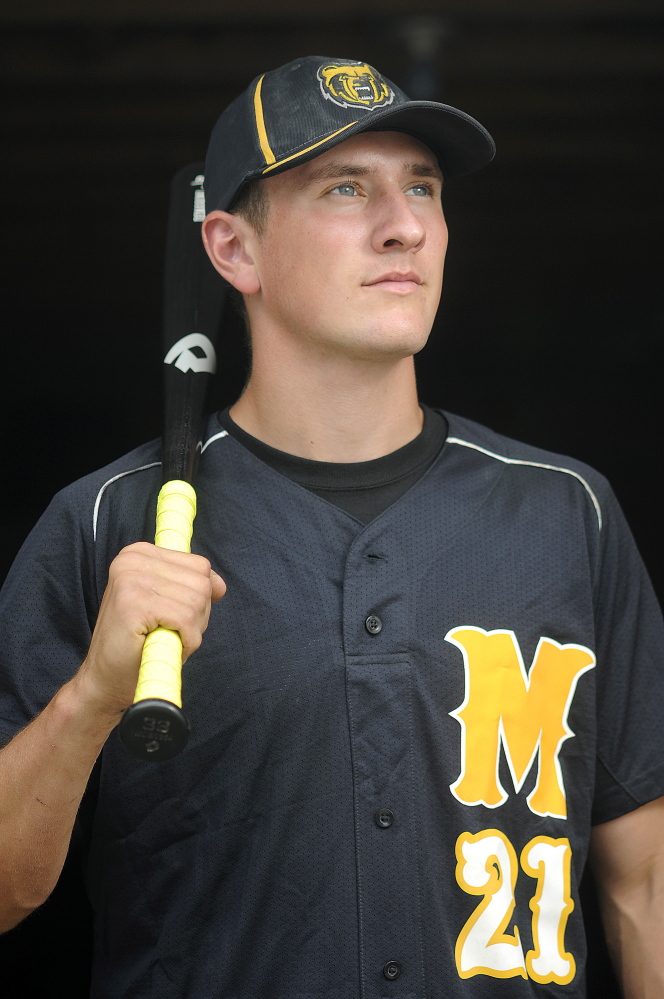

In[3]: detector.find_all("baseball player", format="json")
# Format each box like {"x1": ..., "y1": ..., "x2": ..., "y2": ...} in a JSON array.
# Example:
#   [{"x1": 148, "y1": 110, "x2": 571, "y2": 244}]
[{"x1": 1, "y1": 56, "x2": 663, "y2": 998}]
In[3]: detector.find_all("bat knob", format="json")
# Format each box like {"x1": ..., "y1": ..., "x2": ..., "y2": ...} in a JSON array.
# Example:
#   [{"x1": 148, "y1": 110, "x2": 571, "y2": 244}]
[{"x1": 119, "y1": 699, "x2": 190, "y2": 760}]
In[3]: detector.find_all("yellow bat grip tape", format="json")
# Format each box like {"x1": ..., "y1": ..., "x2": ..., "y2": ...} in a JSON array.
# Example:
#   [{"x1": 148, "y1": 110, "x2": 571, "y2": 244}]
[{"x1": 133, "y1": 480, "x2": 197, "y2": 706}]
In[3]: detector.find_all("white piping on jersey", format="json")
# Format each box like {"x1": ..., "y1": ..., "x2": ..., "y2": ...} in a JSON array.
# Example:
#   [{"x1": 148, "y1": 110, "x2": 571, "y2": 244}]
[
  {"x1": 92, "y1": 432, "x2": 229, "y2": 541},
  {"x1": 92, "y1": 463, "x2": 161, "y2": 542},
  {"x1": 200, "y1": 429, "x2": 228, "y2": 453},
  {"x1": 446, "y1": 436, "x2": 602, "y2": 531}
]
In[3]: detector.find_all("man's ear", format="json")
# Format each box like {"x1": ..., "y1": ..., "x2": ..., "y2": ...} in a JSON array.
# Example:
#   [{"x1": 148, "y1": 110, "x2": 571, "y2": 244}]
[{"x1": 201, "y1": 211, "x2": 261, "y2": 295}]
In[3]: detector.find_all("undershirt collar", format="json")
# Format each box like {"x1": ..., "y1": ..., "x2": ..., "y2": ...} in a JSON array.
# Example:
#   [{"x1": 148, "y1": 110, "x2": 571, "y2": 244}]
[{"x1": 217, "y1": 404, "x2": 447, "y2": 524}]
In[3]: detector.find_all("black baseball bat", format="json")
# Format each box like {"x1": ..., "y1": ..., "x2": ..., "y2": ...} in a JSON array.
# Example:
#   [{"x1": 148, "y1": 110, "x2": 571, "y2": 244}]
[{"x1": 119, "y1": 163, "x2": 226, "y2": 760}]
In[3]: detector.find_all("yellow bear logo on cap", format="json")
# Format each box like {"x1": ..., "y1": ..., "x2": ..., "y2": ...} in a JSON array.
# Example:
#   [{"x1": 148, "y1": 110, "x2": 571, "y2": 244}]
[{"x1": 317, "y1": 62, "x2": 394, "y2": 111}]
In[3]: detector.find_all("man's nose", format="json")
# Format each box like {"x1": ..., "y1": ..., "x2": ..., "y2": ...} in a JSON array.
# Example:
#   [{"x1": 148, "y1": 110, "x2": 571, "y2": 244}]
[{"x1": 371, "y1": 191, "x2": 426, "y2": 253}]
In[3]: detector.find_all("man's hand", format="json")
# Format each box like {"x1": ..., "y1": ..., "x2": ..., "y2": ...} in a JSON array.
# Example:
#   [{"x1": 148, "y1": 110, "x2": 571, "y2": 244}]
[
  {"x1": 591, "y1": 795, "x2": 664, "y2": 998},
  {"x1": 74, "y1": 542, "x2": 226, "y2": 719}
]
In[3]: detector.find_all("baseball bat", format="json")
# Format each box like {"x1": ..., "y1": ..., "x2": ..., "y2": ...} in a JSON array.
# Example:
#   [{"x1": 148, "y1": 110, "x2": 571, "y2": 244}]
[{"x1": 119, "y1": 163, "x2": 227, "y2": 760}]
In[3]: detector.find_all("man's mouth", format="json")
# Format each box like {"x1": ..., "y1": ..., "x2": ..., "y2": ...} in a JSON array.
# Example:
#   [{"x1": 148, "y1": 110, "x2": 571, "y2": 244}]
[{"x1": 363, "y1": 271, "x2": 422, "y2": 295}]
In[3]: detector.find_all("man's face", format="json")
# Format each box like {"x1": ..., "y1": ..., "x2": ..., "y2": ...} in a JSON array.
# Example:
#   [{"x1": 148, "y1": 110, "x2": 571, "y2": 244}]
[{"x1": 246, "y1": 130, "x2": 447, "y2": 361}]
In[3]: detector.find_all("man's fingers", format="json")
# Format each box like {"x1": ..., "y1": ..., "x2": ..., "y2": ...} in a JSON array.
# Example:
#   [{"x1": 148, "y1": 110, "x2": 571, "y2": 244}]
[
  {"x1": 119, "y1": 572, "x2": 210, "y2": 622},
  {"x1": 108, "y1": 544, "x2": 227, "y2": 647},
  {"x1": 113, "y1": 543, "x2": 214, "y2": 580},
  {"x1": 210, "y1": 569, "x2": 227, "y2": 603},
  {"x1": 111, "y1": 545, "x2": 226, "y2": 599},
  {"x1": 135, "y1": 594, "x2": 208, "y2": 662}
]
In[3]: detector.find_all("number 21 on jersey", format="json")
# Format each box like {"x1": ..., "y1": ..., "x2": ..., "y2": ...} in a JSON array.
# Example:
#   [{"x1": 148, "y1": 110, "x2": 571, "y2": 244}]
[{"x1": 455, "y1": 829, "x2": 575, "y2": 985}]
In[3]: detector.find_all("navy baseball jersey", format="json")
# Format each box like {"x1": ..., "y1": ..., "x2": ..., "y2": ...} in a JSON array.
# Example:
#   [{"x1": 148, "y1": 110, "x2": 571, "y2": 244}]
[{"x1": 1, "y1": 410, "x2": 664, "y2": 999}]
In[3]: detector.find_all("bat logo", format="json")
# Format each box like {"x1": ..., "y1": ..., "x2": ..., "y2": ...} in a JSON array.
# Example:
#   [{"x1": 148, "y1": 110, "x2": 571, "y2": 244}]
[
  {"x1": 317, "y1": 62, "x2": 394, "y2": 111},
  {"x1": 164, "y1": 333, "x2": 217, "y2": 374}
]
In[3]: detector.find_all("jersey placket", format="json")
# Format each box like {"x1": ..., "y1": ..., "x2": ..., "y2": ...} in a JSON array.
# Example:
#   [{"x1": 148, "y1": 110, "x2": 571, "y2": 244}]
[{"x1": 342, "y1": 530, "x2": 425, "y2": 999}]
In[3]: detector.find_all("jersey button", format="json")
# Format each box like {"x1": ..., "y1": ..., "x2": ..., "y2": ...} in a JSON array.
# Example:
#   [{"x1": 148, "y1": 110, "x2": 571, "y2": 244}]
[
  {"x1": 383, "y1": 961, "x2": 401, "y2": 980},
  {"x1": 374, "y1": 808, "x2": 394, "y2": 828},
  {"x1": 365, "y1": 614, "x2": 383, "y2": 635}
]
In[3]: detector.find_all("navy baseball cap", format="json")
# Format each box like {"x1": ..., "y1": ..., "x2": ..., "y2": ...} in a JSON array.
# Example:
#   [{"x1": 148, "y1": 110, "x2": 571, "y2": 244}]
[{"x1": 204, "y1": 55, "x2": 495, "y2": 214}]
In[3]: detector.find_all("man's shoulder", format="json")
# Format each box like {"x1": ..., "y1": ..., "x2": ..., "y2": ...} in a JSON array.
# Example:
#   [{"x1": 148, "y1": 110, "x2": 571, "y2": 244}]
[
  {"x1": 37, "y1": 438, "x2": 164, "y2": 557},
  {"x1": 442, "y1": 411, "x2": 610, "y2": 527},
  {"x1": 59, "y1": 414, "x2": 231, "y2": 546},
  {"x1": 54, "y1": 438, "x2": 163, "y2": 511},
  {"x1": 443, "y1": 411, "x2": 606, "y2": 482}
]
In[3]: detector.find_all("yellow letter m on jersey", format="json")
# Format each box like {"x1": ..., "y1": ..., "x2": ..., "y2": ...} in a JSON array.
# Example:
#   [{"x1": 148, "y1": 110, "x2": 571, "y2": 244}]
[{"x1": 446, "y1": 628, "x2": 595, "y2": 819}]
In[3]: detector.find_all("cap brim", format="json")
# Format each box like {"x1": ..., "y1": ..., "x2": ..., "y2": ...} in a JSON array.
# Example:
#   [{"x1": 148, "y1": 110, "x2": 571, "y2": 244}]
[
  {"x1": 357, "y1": 101, "x2": 495, "y2": 179},
  {"x1": 254, "y1": 100, "x2": 495, "y2": 184}
]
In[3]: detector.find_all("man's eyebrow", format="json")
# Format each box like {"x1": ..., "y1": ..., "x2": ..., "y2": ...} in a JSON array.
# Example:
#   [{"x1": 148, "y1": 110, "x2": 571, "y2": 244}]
[
  {"x1": 298, "y1": 163, "x2": 374, "y2": 187},
  {"x1": 407, "y1": 162, "x2": 443, "y2": 180},
  {"x1": 299, "y1": 160, "x2": 442, "y2": 188}
]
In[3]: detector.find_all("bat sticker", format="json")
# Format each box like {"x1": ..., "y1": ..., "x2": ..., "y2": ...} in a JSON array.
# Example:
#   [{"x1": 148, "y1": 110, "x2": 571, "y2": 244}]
[{"x1": 164, "y1": 333, "x2": 217, "y2": 374}]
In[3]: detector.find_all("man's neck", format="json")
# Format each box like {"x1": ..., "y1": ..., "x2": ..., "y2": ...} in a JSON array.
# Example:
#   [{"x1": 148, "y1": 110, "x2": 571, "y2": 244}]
[{"x1": 230, "y1": 347, "x2": 423, "y2": 463}]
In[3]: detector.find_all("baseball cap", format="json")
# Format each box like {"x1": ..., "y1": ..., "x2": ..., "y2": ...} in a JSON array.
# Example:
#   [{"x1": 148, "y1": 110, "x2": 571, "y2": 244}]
[{"x1": 204, "y1": 55, "x2": 495, "y2": 214}]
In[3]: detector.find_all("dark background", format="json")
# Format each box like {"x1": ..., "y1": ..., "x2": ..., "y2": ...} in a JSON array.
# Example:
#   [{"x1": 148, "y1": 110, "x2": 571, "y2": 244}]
[{"x1": 1, "y1": 0, "x2": 662, "y2": 994}]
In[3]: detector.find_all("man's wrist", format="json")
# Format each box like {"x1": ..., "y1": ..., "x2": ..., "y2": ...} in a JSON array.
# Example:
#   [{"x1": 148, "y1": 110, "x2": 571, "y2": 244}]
[{"x1": 58, "y1": 668, "x2": 126, "y2": 743}]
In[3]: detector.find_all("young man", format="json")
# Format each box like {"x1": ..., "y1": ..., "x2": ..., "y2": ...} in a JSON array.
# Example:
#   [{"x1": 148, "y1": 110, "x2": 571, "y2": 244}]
[{"x1": 0, "y1": 56, "x2": 663, "y2": 998}]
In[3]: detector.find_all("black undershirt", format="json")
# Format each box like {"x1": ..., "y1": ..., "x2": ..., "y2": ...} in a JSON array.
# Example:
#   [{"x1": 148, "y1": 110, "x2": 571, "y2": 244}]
[{"x1": 218, "y1": 405, "x2": 448, "y2": 525}]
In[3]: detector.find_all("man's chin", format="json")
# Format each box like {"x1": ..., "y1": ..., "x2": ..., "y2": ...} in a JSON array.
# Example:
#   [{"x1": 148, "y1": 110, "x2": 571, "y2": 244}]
[
  {"x1": 294, "y1": 312, "x2": 433, "y2": 361},
  {"x1": 351, "y1": 319, "x2": 432, "y2": 358},
  {"x1": 337, "y1": 330, "x2": 431, "y2": 362}
]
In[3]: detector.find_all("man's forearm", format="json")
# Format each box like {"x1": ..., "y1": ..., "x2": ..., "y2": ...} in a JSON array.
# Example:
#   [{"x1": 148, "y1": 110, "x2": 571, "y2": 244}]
[
  {"x1": 591, "y1": 796, "x2": 664, "y2": 999},
  {"x1": 0, "y1": 672, "x2": 120, "y2": 933},
  {"x1": 598, "y1": 879, "x2": 664, "y2": 998}
]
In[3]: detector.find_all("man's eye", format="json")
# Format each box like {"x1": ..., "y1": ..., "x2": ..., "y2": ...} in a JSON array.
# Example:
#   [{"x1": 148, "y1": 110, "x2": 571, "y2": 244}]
[
  {"x1": 408, "y1": 184, "x2": 432, "y2": 197},
  {"x1": 331, "y1": 183, "x2": 358, "y2": 196}
]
